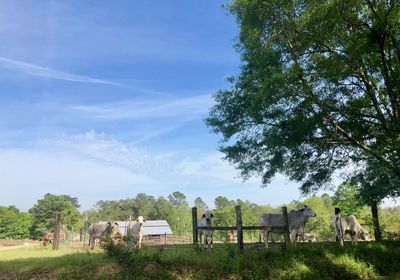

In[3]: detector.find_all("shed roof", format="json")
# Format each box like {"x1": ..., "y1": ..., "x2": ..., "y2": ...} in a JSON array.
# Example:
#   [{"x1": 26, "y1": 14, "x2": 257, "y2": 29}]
[
  {"x1": 99, "y1": 220, "x2": 173, "y2": 236},
  {"x1": 142, "y1": 220, "x2": 173, "y2": 235}
]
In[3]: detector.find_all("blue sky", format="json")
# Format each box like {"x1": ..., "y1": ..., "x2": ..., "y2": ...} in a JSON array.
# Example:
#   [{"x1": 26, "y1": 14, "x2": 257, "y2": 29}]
[{"x1": 0, "y1": 0, "x2": 372, "y2": 211}]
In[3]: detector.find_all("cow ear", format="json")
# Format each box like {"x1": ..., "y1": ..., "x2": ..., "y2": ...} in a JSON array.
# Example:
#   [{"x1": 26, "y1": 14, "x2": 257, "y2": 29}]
[
  {"x1": 114, "y1": 222, "x2": 119, "y2": 226},
  {"x1": 202, "y1": 214, "x2": 205, "y2": 218},
  {"x1": 211, "y1": 214, "x2": 214, "y2": 218}
]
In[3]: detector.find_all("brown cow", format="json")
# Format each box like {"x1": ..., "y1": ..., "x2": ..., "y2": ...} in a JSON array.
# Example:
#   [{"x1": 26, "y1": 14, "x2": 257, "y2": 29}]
[
  {"x1": 42, "y1": 232, "x2": 53, "y2": 246},
  {"x1": 42, "y1": 230, "x2": 65, "y2": 246}
]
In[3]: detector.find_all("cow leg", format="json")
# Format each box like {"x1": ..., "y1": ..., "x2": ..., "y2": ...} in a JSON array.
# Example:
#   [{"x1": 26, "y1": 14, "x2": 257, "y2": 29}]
[
  {"x1": 290, "y1": 230, "x2": 297, "y2": 244},
  {"x1": 340, "y1": 234, "x2": 344, "y2": 246},
  {"x1": 205, "y1": 235, "x2": 208, "y2": 249},
  {"x1": 198, "y1": 233, "x2": 202, "y2": 248},
  {"x1": 351, "y1": 234, "x2": 356, "y2": 245},
  {"x1": 138, "y1": 235, "x2": 143, "y2": 249},
  {"x1": 263, "y1": 231, "x2": 269, "y2": 248},
  {"x1": 90, "y1": 237, "x2": 95, "y2": 250},
  {"x1": 210, "y1": 235, "x2": 213, "y2": 249}
]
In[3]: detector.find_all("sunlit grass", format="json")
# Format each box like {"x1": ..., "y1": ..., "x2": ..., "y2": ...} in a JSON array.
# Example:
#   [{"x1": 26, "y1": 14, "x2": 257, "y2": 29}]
[{"x1": 0, "y1": 241, "x2": 399, "y2": 279}]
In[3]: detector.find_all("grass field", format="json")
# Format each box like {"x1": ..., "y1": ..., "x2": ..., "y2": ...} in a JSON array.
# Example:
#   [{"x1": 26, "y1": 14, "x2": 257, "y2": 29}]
[
  {"x1": 0, "y1": 241, "x2": 399, "y2": 279},
  {"x1": 0, "y1": 245, "x2": 125, "y2": 280}
]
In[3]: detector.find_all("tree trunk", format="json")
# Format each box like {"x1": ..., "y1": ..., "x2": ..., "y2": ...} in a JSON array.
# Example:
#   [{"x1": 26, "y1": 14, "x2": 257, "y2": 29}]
[{"x1": 371, "y1": 201, "x2": 382, "y2": 241}]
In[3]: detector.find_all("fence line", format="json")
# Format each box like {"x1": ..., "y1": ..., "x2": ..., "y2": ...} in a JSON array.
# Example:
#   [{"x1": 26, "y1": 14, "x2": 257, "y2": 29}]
[{"x1": 192, "y1": 206, "x2": 290, "y2": 253}]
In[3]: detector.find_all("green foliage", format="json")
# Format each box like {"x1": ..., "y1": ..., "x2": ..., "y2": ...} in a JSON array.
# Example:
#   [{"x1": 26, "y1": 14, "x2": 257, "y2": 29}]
[
  {"x1": 194, "y1": 197, "x2": 208, "y2": 210},
  {"x1": 0, "y1": 206, "x2": 31, "y2": 239},
  {"x1": 84, "y1": 191, "x2": 400, "y2": 241},
  {"x1": 168, "y1": 191, "x2": 188, "y2": 208},
  {"x1": 206, "y1": 0, "x2": 400, "y2": 201},
  {"x1": 303, "y1": 195, "x2": 335, "y2": 240},
  {"x1": 89, "y1": 192, "x2": 192, "y2": 237},
  {"x1": 214, "y1": 196, "x2": 234, "y2": 209},
  {"x1": 29, "y1": 193, "x2": 80, "y2": 239},
  {"x1": 333, "y1": 183, "x2": 365, "y2": 216}
]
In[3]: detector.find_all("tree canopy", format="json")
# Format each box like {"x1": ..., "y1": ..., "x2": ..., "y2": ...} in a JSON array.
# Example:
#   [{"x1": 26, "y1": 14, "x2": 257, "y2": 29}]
[
  {"x1": 0, "y1": 206, "x2": 31, "y2": 239},
  {"x1": 206, "y1": 0, "x2": 400, "y2": 200},
  {"x1": 29, "y1": 193, "x2": 80, "y2": 239}
]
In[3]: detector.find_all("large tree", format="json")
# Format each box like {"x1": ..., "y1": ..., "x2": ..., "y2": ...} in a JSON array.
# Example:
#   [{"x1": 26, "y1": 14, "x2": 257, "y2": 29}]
[
  {"x1": 207, "y1": 0, "x2": 400, "y2": 203},
  {"x1": 29, "y1": 193, "x2": 80, "y2": 239}
]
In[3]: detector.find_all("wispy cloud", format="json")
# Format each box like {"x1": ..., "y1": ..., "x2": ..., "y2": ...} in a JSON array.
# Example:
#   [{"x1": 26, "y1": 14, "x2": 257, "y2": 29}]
[
  {"x1": 40, "y1": 131, "x2": 154, "y2": 173},
  {"x1": 71, "y1": 94, "x2": 214, "y2": 120},
  {"x1": 0, "y1": 132, "x2": 306, "y2": 210},
  {"x1": 0, "y1": 56, "x2": 122, "y2": 86}
]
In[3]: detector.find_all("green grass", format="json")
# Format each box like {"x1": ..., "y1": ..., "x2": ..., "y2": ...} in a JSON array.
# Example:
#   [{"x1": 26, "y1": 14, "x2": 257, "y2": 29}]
[
  {"x1": 0, "y1": 245, "x2": 126, "y2": 280},
  {"x1": 1, "y1": 241, "x2": 400, "y2": 279}
]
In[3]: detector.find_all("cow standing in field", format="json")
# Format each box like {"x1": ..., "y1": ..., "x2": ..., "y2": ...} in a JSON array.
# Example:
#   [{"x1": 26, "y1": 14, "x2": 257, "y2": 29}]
[
  {"x1": 198, "y1": 211, "x2": 214, "y2": 249},
  {"x1": 88, "y1": 221, "x2": 120, "y2": 249},
  {"x1": 334, "y1": 214, "x2": 369, "y2": 246},
  {"x1": 127, "y1": 216, "x2": 145, "y2": 250},
  {"x1": 260, "y1": 205, "x2": 316, "y2": 248}
]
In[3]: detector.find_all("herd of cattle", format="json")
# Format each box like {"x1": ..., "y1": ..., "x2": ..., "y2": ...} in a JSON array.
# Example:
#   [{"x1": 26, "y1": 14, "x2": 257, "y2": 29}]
[
  {"x1": 42, "y1": 206, "x2": 370, "y2": 249},
  {"x1": 87, "y1": 216, "x2": 145, "y2": 249}
]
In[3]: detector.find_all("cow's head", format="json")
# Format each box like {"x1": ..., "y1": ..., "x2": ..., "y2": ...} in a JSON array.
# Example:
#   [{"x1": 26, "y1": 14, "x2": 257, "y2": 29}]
[
  {"x1": 136, "y1": 216, "x2": 144, "y2": 226},
  {"x1": 106, "y1": 221, "x2": 120, "y2": 237},
  {"x1": 202, "y1": 211, "x2": 214, "y2": 223},
  {"x1": 300, "y1": 205, "x2": 317, "y2": 217}
]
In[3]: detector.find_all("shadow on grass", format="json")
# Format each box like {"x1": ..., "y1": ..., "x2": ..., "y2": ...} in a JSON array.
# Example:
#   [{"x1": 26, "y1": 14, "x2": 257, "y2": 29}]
[{"x1": 0, "y1": 251, "x2": 125, "y2": 280}]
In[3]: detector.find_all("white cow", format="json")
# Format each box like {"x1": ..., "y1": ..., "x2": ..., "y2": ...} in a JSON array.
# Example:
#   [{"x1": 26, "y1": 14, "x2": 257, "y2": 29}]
[
  {"x1": 127, "y1": 216, "x2": 145, "y2": 250},
  {"x1": 334, "y1": 214, "x2": 369, "y2": 246},
  {"x1": 198, "y1": 211, "x2": 214, "y2": 249},
  {"x1": 260, "y1": 205, "x2": 316, "y2": 248}
]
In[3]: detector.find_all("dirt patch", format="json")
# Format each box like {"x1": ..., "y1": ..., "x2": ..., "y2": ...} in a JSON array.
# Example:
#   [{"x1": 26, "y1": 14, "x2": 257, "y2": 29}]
[
  {"x1": 95, "y1": 262, "x2": 123, "y2": 276},
  {"x1": 0, "y1": 269, "x2": 55, "y2": 280}
]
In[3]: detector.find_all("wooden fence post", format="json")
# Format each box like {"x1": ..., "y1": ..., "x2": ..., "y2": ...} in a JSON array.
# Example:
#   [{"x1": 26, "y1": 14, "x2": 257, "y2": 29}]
[
  {"x1": 334, "y1": 207, "x2": 341, "y2": 243},
  {"x1": 236, "y1": 206, "x2": 244, "y2": 253},
  {"x1": 192, "y1": 207, "x2": 198, "y2": 245},
  {"x1": 83, "y1": 216, "x2": 88, "y2": 248},
  {"x1": 53, "y1": 213, "x2": 61, "y2": 250},
  {"x1": 282, "y1": 207, "x2": 290, "y2": 249},
  {"x1": 79, "y1": 228, "x2": 83, "y2": 242}
]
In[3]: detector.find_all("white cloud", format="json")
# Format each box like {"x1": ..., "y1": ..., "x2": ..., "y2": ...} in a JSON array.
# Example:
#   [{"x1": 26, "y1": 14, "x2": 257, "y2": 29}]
[
  {"x1": 176, "y1": 153, "x2": 243, "y2": 182},
  {"x1": 0, "y1": 56, "x2": 122, "y2": 86},
  {"x1": 40, "y1": 131, "x2": 155, "y2": 174},
  {"x1": 0, "y1": 132, "x2": 306, "y2": 211},
  {"x1": 0, "y1": 148, "x2": 159, "y2": 211},
  {"x1": 71, "y1": 94, "x2": 213, "y2": 121}
]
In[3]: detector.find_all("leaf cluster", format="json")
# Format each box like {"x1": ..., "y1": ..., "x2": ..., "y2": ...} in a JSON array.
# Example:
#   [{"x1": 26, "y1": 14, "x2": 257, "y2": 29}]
[{"x1": 207, "y1": 0, "x2": 400, "y2": 198}]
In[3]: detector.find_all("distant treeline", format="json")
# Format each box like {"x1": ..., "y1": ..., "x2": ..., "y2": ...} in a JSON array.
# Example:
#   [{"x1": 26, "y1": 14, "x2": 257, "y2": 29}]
[{"x1": 1, "y1": 187, "x2": 399, "y2": 240}]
